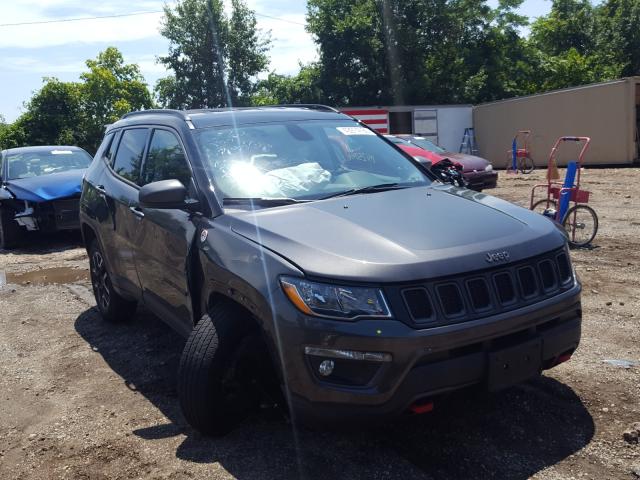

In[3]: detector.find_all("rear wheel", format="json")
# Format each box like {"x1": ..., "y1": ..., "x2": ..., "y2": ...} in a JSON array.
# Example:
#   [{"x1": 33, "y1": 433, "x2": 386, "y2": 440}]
[
  {"x1": 0, "y1": 205, "x2": 23, "y2": 250},
  {"x1": 519, "y1": 156, "x2": 535, "y2": 174},
  {"x1": 562, "y1": 204, "x2": 598, "y2": 247},
  {"x1": 88, "y1": 239, "x2": 137, "y2": 322},
  {"x1": 178, "y1": 305, "x2": 269, "y2": 436}
]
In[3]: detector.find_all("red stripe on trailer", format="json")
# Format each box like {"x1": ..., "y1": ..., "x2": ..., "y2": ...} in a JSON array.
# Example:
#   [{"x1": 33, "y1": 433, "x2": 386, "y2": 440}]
[
  {"x1": 362, "y1": 118, "x2": 388, "y2": 125},
  {"x1": 342, "y1": 109, "x2": 387, "y2": 116}
]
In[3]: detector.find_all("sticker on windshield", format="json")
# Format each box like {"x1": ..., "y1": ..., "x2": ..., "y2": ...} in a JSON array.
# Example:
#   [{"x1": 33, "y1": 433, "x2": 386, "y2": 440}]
[
  {"x1": 51, "y1": 150, "x2": 73, "y2": 155},
  {"x1": 336, "y1": 126, "x2": 375, "y2": 136}
]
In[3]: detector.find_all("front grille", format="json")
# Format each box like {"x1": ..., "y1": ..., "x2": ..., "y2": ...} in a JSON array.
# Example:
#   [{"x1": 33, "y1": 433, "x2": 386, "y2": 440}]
[
  {"x1": 556, "y1": 253, "x2": 572, "y2": 284},
  {"x1": 399, "y1": 248, "x2": 574, "y2": 327},
  {"x1": 436, "y1": 284, "x2": 465, "y2": 317},
  {"x1": 467, "y1": 278, "x2": 491, "y2": 311},
  {"x1": 53, "y1": 198, "x2": 80, "y2": 229},
  {"x1": 518, "y1": 266, "x2": 537, "y2": 298},
  {"x1": 403, "y1": 288, "x2": 433, "y2": 322},
  {"x1": 494, "y1": 272, "x2": 516, "y2": 305}
]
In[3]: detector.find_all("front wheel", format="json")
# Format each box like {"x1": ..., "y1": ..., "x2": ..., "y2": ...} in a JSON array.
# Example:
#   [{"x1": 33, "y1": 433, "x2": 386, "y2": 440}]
[
  {"x1": 562, "y1": 205, "x2": 598, "y2": 247},
  {"x1": 88, "y1": 239, "x2": 137, "y2": 322},
  {"x1": 178, "y1": 306, "x2": 266, "y2": 436}
]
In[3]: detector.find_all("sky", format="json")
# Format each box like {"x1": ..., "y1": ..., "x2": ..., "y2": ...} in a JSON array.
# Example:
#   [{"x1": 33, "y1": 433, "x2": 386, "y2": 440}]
[{"x1": 0, "y1": 0, "x2": 552, "y2": 122}]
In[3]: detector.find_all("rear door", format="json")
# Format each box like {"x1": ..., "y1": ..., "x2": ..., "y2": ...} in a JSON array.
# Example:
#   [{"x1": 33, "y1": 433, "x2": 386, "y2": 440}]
[
  {"x1": 134, "y1": 128, "x2": 197, "y2": 334},
  {"x1": 100, "y1": 127, "x2": 150, "y2": 297}
]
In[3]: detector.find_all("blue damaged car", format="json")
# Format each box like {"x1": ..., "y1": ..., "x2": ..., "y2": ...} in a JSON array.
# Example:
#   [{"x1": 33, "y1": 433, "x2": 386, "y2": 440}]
[{"x1": 0, "y1": 145, "x2": 93, "y2": 249}]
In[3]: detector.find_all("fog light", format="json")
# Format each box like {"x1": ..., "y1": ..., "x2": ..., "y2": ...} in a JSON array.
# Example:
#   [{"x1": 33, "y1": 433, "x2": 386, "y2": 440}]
[{"x1": 318, "y1": 360, "x2": 335, "y2": 377}]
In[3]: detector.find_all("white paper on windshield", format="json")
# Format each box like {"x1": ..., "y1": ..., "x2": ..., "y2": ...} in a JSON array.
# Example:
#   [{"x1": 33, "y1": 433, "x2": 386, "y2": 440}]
[
  {"x1": 265, "y1": 162, "x2": 331, "y2": 195},
  {"x1": 51, "y1": 150, "x2": 73, "y2": 155},
  {"x1": 336, "y1": 126, "x2": 375, "y2": 136}
]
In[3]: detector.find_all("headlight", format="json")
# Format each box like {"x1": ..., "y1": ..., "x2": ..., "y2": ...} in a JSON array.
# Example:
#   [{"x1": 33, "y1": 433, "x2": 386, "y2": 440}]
[
  {"x1": 484, "y1": 164, "x2": 493, "y2": 172},
  {"x1": 280, "y1": 276, "x2": 391, "y2": 320}
]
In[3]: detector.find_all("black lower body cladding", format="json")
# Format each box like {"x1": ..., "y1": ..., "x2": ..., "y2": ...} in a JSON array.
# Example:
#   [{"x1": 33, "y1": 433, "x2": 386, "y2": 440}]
[
  {"x1": 465, "y1": 170, "x2": 498, "y2": 191},
  {"x1": 276, "y1": 282, "x2": 581, "y2": 424}
]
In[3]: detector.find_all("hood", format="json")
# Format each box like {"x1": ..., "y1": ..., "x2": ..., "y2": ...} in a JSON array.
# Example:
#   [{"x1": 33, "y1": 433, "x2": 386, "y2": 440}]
[
  {"x1": 227, "y1": 185, "x2": 566, "y2": 283},
  {"x1": 3, "y1": 169, "x2": 85, "y2": 202},
  {"x1": 444, "y1": 152, "x2": 491, "y2": 172}
]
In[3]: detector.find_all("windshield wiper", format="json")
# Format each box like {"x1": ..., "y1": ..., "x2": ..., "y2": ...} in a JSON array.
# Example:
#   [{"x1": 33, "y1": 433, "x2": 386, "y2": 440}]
[
  {"x1": 223, "y1": 197, "x2": 311, "y2": 207},
  {"x1": 319, "y1": 183, "x2": 406, "y2": 200}
]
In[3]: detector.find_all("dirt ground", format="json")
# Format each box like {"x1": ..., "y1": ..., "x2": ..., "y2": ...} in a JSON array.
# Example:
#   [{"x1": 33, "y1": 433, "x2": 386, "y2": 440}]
[{"x1": 1, "y1": 168, "x2": 639, "y2": 480}]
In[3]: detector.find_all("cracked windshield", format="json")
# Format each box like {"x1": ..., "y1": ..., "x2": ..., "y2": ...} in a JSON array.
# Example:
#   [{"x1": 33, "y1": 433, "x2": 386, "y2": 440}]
[{"x1": 196, "y1": 120, "x2": 431, "y2": 201}]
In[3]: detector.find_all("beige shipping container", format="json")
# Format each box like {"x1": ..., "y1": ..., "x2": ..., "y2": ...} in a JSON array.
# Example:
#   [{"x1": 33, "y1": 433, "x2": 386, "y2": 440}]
[{"x1": 473, "y1": 77, "x2": 640, "y2": 167}]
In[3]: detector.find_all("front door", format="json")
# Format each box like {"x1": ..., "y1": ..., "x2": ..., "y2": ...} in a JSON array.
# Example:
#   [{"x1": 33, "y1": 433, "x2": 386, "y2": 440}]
[
  {"x1": 101, "y1": 127, "x2": 150, "y2": 297},
  {"x1": 133, "y1": 128, "x2": 197, "y2": 335}
]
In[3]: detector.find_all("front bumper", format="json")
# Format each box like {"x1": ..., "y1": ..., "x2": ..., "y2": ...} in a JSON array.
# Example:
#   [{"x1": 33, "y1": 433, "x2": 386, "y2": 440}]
[
  {"x1": 464, "y1": 170, "x2": 498, "y2": 190},
  {"x1": 12, "y1": 197, "x2": 80, "y2": 232},
  {"x1": 276, "y1": 281, "x2": 581, "y2": 423}
]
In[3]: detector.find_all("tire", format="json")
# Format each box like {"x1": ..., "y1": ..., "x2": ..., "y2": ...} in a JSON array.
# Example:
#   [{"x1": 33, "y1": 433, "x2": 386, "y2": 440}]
[
  {"x1": 88, "y1": 239, "x2": 137, "y2": 322},
  {"x1": 531, "y1": 199, "x2": 558, "y2": 215},
  {"x1": 0, "y1": 205, "x2": 23, "y2": 250},
  {"x1": 519, "y1": 156, "x2": 535, "y2": 174},
  {"x1": 178, "y1": 305, "x2": 265, "y2": 436},
  {"x1": 562, "y1": 204, "x2": 598, "y2": 248}
]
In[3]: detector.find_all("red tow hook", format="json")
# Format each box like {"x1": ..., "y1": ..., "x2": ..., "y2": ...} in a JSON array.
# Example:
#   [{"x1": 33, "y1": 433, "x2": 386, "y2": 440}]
[{"x1": 410, "y1": 401, "x2": 434, "y2": 415}]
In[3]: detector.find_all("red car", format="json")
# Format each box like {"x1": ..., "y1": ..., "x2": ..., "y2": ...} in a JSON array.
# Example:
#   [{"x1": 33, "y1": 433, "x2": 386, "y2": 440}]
[
  {"x1": 396, "y1": 135, "x2": 498, "y2": 191},
  {"x1": 384, "y1": 135, "x2": 446, "y2": 165}
]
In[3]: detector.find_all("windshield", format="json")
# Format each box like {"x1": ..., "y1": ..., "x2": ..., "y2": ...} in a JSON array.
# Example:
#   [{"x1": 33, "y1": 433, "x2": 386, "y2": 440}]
[
  {"x1": 195, "y1": 120, "x2": 431, "y2": 201},
  {"x1": 408, "y1": 137, "x2": 446, "y2": 154},
  {"x1": 6, "y1": 149, "x2": 92, "y2": 180}
]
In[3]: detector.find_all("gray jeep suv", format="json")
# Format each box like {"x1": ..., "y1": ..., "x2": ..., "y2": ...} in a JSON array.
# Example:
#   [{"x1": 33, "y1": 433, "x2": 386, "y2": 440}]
[{"x1": 79, "y1": 106, "x2": 582, "y2": 435}]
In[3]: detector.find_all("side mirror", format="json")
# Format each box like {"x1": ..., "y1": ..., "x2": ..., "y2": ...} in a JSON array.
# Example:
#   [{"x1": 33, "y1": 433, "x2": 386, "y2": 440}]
[
  {"x1": 139, "y1": 179, "x2": 188, "y2": 209},
  {"x1": 414, "y1": 156, "x2": 432, "y2": 169}
]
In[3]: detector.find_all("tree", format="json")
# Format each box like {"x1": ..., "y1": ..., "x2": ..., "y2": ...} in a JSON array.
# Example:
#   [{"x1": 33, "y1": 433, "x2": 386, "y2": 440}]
[
  {"x1": 156, "y1": 0, "x2": 270, "y2": 109},
  {"x1": 596, "y1": 0, "x2": 640, "y2": 76},
  {"x1": 252, "y1": 64, "x2": 325, "y2": 105},
  {"x1": 80, "y1": 47, "x2": 153, "y2": 152},
  {"x1": 530, "y1": 0, "x2": 596, "y2": 56},
  {"x1": 527, "y1": 0, "x2": 624, "y2": 91},
  {"x1": 0, "y1": 48, "x2": 153, "y2": 153},
  {"x1": 306, "y1": 0, "x2": 534, "y2": 106},
  {"x1": 0, "y1": 78, "x2": 83, "y2": 150}
]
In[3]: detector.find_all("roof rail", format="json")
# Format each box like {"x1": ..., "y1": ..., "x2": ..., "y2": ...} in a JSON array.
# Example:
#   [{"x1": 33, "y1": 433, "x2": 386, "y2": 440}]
[
  {"x1": 275, "y1": 104, "x2": 340, "y2": 113},
  {"x1": 121, "y1": 109, "x2": 189, "y2": 120}
]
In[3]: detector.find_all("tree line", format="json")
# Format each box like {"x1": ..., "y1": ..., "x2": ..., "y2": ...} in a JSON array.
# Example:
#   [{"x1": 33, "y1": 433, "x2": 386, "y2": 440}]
[{"x1": 2, "y1": 0, "x2": 639, "y2": 153}]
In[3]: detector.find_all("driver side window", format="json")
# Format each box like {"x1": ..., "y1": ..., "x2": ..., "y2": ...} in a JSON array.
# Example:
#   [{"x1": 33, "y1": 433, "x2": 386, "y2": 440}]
[{"x1": 141, "y1": 129, "x2": 192, "y2": 188}]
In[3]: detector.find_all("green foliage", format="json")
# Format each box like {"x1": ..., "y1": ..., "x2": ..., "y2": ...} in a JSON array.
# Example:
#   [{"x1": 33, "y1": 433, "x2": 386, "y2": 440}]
[
  {"x1": 1, "y1": 48, "x2": 152, "y2": 153},
  {"x1": 252, "y1": 64, "x2": 324, "y2": 105},
  {"x1": 305, "y1": 0, "x2": 535, "y2": 105},
  {"x1": 80, "y1": 47, "x2": 153, "y2": 152},
  {"x1": 596, "y1": 0, "x2": 640, "y2": 76},
  {"x1": 156, "y1": 0, "x2": 270, "y2": 108}
]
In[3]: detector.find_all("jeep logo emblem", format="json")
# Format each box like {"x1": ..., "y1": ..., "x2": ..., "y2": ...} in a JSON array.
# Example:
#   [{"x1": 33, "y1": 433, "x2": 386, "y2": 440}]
[{"x1": 486, "y1": 251, "x2": 510, "y2": 263}]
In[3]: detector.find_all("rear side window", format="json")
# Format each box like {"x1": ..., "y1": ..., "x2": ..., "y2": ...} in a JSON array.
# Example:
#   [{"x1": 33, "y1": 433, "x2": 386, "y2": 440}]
[
  {"x1": 112, "y1": 128, "x2": 148, "y2": 184},
  {"x1": 141, "y1": 130, "x2": 191, "y2": 187},
  {"x1": 104, "y1": 132, "x2": 119, "y2": 166},
  {"x1": 95, "y1": 132, "x2": 115, "y2": 165}
]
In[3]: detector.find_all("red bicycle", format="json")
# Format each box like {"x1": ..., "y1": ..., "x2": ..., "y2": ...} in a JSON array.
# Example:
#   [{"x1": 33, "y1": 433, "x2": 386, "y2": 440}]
[
  {"x1": 529, "y1": 136, "x2": 598, "y2": 248},
  {"x1": 507, "y1": 130, "x2": 535, "y2": 174}
]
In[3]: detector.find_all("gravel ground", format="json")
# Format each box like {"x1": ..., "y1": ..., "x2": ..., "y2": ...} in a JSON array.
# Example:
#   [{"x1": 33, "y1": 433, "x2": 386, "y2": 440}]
[{"x1": 0, "y1": 168, "x2": 639, "y2": 479}]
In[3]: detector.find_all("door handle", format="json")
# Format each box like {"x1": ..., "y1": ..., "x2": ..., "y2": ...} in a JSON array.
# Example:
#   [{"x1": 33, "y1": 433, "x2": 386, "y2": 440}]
[
  {"x1": 129, "y1": 206, "x2": 145, "y2": 219},
  {"x1": 95, "y1": 184, "x2": 106, "y2": 195}
]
